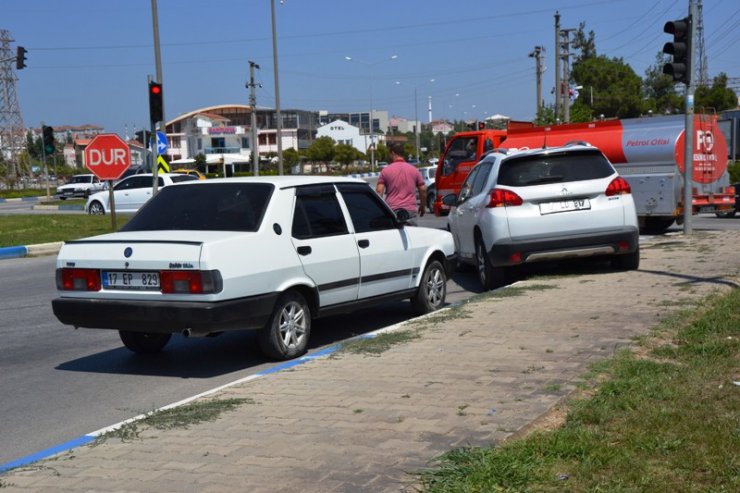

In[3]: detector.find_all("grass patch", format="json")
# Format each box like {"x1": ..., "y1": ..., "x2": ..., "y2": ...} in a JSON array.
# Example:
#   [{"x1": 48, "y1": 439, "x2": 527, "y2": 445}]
[
  {"x1": 339, "y1": 329, "x2": 421, "y2": 356},
  {"x1": 484, "y1": 284, "x2": 557, "y2": 299},
  {"x1": 96, "y1": 398, "x2": 252, "y2": 444},
  {"x1": 0, "y1": 188, "x2": 49, "y2": 199},
  {"x1": 418, "y1": 288, "x2": 740, "y2": 492},
  {"x1": 0, "y1": 214, "x2": 129, "y2": 247}
]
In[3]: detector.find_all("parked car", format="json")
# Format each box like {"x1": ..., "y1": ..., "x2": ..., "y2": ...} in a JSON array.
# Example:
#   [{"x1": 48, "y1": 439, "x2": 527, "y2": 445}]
[
  {"x1": 444, "y1": 144, "x2": 640, "y2": 290},
  {"x1": 53, "y1": 176, "x2": 457, "y2": 360},
  {"x1": 56, "y1": 174, "x2": 107, "y2": 199},
  {"x1": 173, "y1": 168, "x2": 206, "y2": 180},
  {"x1": 85, "y1": 173, "x2": 198, "y2": 214},
  {"x1": 418, "y1": 165, "x2": 437, "y2": 212},
  {"x1": 115, "y1": 165, "x2": 147, "y2": 183},
  {"x1": 715, "y1": 183, "x2": 739, "y2": 218}
]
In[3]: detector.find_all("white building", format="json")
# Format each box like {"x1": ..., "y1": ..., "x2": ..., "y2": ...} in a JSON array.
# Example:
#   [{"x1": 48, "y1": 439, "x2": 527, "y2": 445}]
[{"x1": 316, "y1": 119, "x2": 385, "y2": 154}]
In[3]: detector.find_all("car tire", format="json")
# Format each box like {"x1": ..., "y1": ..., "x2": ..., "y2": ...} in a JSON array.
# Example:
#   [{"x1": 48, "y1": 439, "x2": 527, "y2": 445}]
[
  {"x1": 258, "y1": 290, "x2": 311, "y2": 360},
  {"x1": 411, "y1": 259, "x2": 447, "y2": 315},
  {"x1": 426, "y1": 188, "x2": 436, "y2": 213},
  {"x1": 715, "y1": 210, "x2": 737, "y2": 218},
  {"x1": 476, "y1": 237, "x2": 507, "y2": 290},
  {"x1": 611, "y1": 246, "x2": 640, "y2": 271},
  {"x1": 88, "y1": 201, "x2": 105, "y2": 215},
  {"x1": 119, "y1": 331, "x2": 172, "y2": 354}
]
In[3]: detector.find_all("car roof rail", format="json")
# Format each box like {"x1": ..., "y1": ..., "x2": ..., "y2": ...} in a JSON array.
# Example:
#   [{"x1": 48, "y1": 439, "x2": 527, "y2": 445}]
[{"x1": 563, "y1": 140, "x2": 592, "y2": 147}]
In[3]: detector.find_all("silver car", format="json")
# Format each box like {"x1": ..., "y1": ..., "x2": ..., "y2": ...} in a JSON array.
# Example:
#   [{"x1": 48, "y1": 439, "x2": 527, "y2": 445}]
[{"x1": 444, "y1": 144, "x2": 640, "y2": 289}]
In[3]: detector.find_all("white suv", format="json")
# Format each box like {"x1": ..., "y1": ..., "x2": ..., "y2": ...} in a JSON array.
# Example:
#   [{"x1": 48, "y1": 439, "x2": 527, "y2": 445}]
[{"x1": 444, "y1": 144, "x2": 640, "y2": 289}]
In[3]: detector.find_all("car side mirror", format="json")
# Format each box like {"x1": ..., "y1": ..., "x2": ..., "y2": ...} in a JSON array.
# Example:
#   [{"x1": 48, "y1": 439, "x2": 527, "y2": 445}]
[{"x1": 442, "y1": 194, "x2": 457, "y2": 207}]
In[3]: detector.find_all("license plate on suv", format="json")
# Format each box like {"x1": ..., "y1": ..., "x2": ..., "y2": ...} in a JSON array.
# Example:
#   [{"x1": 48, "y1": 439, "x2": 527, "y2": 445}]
[
  {"x1": 539, "y1": 198, "x2": 591, "y2": 215},
  {"x1": 102, "y1": 271, "x2": 160, "y2": 290}
]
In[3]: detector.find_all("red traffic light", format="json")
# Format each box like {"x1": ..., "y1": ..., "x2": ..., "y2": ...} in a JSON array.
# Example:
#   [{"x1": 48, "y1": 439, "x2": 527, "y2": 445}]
[{"x1": 148, "y1": 81, "x2": 164, "y2": 122}]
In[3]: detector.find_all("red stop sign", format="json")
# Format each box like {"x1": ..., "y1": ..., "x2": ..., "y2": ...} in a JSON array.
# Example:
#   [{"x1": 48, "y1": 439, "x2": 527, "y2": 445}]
[{"x1": 84, "y1": 134, "x2": 131, "y2": 181}]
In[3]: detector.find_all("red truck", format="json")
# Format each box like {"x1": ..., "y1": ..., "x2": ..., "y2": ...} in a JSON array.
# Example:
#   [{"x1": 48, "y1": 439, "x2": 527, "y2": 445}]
[{"x1": 432, "y1": 114, "x2": 734, "y2": 233}]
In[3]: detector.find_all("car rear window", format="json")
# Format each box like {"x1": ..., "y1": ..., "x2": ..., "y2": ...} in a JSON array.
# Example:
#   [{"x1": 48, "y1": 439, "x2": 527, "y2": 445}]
[
  {"x1": 122, "y1": 183, "x2": 274, "y2": 232},
  {"x1": 497, "y1": 150, "x2": 615, "y2": 187}
]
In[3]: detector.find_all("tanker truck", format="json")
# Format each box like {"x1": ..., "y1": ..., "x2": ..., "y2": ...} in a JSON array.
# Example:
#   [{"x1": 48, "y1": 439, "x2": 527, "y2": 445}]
[{"x1": 433, "y1": 114, "x2": 734, "y2": 234}]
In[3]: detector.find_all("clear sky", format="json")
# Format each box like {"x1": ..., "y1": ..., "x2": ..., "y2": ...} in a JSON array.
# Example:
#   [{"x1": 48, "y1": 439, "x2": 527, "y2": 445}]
[{"x1": 5, "y1": 0, "x2": 738, "y2": 136}]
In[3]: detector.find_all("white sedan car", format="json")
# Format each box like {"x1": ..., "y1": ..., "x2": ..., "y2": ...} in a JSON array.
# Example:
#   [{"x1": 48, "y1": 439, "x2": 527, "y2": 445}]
[
  {"x1": 86, "y1": 173, "x2": 198, "y2": 214},
  {"x1": 53, "y1": 176, "x2": 457, "y2": 360},
  {"x1": 445, "y1": 144, "x2": 640, "y2": 290}
]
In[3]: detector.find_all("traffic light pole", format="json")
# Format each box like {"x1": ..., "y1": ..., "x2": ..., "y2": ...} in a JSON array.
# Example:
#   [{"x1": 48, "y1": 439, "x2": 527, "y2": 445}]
[{"x1": 682, "y1": 0, "x2": 698, "y2": 235}]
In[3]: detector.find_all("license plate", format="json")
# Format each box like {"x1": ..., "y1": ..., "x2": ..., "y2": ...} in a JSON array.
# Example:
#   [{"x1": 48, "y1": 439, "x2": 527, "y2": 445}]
[
  {"x1": 102, "y1": 271, "x2": 160, "y2": 290},
  {"x1": 539, "y1": 198, "x2": 591, "y2": 215}
]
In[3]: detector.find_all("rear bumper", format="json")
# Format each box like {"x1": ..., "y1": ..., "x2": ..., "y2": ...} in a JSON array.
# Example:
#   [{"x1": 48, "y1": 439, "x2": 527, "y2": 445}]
[
  {"x1": 52, "y1": 293, "x2": 279, "y2": 333},
  {"x1": 488, "y1": 227, "x2": 639, "y2": 266}
]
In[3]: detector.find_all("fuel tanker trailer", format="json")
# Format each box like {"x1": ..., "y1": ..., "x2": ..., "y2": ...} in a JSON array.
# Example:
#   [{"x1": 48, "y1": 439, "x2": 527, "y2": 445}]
[{"x1": 434, "y1": 114, "x2": 733, "y2": 234}]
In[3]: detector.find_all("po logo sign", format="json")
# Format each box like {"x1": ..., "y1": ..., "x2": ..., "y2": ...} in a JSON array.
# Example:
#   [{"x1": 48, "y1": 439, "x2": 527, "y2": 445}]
[{"x1": 696, "y1": 130, "x2": 714, "y2": 152}]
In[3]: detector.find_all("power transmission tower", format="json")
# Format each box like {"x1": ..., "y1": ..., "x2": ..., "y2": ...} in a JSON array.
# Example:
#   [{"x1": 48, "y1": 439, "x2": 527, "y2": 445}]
[
  {"x1": 695, "y1": 0, "x2": 708, "y2": 86},
  {"x1": 0, "y1": 29, "x2": 25, "y2": 183}
]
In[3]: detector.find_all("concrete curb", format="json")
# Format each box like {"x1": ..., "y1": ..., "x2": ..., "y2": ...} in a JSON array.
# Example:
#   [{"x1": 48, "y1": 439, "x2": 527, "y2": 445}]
[
  {"x1": 0, "y1": 196, "x2": 43, "y2": 203},
  {"x1": 0, "y1": 242, "x2": 63, "y2": 260}
]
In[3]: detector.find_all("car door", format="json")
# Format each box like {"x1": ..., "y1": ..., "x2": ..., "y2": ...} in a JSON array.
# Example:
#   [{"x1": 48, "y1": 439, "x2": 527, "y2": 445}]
[
  {"x1": 336, "y1": 183, "x2": 415, "y2": 299},
  {"x1": 290, "y1": 184, "x2": 360, "y2": 307},
  {"x1": 452, "y1": 162, "x2": 494, "y2": 258},
  {"x1": 116, "y1": 176, "x2": 161, "y2": 212}
]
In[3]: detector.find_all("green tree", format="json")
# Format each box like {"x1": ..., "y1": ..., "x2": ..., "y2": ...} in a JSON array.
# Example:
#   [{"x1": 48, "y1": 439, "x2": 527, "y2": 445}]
[
  {"x1": 534, "y1": 105, "x2": 556, "y2": 125},
  {"x1": 643, "y1": 52, "x2": 683, "y2": 115},
  {"x1": 695, "y1": 73, "x2": 738, "y2": 113},
  {"x1": 306, "y1": 136, "x2": 335, "y2": 163},
  {"x1": 571, "y1": 55, "x2": 644, "y2": 118},
  {"x1": 334, "y1": 143, "x2": 358, "y2": 170},
  {"x1": 572, "y1": 22, "x2": 596, "y2": 62},
  {"x1": 282, "y1": 147, "x2": 301, "y2": 169},
  {"x1": 375, "y1": 143, "x2": 388, "y2": 163},
  {"x1": 193, "y1": 153, "x2": 207, "y2": 171}
]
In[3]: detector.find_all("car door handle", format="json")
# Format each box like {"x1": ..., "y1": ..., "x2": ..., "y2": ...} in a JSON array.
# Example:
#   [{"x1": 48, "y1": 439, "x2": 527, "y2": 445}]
[
  {"x1": 358, "y1": 239, "x2": 370, "y2": 248},
  {"x1": 297, "y1": 246, "x2": 312, "y2": 256}
]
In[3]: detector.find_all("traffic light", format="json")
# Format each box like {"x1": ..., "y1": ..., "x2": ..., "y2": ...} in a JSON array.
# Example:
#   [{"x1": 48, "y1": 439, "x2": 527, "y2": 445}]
[
  {"x1": 477, "y1": 121, "x2": 486, "y2": 130},
  {"x1": 662, "y1": 16, "x2": 691, "y2": 84},
  {"x1": 16, "y1": 46, "x2": 26, "y2": 70},
  {"x1": 42, "y1": 125, "x2": 55, "y2": 155},
  {"x1": 148, "y1": 81, "x2": 163, "y2": 122}
]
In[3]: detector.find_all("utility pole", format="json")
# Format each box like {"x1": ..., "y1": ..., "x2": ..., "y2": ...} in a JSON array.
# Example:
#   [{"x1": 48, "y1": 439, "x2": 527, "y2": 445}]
[
  {"x1": 554, "y1": 12, "x2": 561, "y2": 123},
  {"x1": 0, "y1": 30, "x2": 25, "y2": 184},
  {"x1": 529, "y1": 45, "x2": 545, "y2": 117},
  {"x1": 247, "y1": 61, "x2": 261, "y2": 176},
  {"x1": 561, "y1": 28, "x2": 575, "y2": 123}
]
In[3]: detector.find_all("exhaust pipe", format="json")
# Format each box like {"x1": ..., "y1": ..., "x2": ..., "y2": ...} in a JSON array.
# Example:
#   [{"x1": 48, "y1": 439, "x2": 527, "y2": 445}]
[{"x1": 181, "y1": 328, "x2": 212, "y2": 338}]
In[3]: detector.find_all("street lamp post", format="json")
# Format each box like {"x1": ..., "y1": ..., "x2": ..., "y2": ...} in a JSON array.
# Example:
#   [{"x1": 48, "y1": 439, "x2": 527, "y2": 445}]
[
  {"x1": 344, "y1": 55, "x2": 397, "y2": 171},
  {"x1": 270, "y1": 0, "x2": 284, "y2": 174}
]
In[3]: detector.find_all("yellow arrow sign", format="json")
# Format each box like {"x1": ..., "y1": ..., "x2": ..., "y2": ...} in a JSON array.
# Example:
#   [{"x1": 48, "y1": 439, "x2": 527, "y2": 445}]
[{"x1": 157, "y1": 155, "x2": 170, "y2": 173}]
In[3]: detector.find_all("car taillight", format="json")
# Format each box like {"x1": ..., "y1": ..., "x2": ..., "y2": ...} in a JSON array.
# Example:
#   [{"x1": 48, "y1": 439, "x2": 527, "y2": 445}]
[
  {"x1": 57, "y1": 268, "x2": 101, "y2": 291},
  {"x1": 727, "y1": 185, "x2": 736, "y2": 195},
  {"x1": 487, "y1": 188, "x2": 523, "y2": 208},
  {"x1": 606, "y1": 177, "x2": 631, "y2": 196},
  {"x1": 160, "y1": 270, "x2": 222, "y2": 294}
]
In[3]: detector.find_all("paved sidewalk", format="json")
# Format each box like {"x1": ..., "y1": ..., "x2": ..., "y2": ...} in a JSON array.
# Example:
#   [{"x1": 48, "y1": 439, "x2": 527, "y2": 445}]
[{"x1": 2, "y1": 231, "x2": 739, "y2": 492}]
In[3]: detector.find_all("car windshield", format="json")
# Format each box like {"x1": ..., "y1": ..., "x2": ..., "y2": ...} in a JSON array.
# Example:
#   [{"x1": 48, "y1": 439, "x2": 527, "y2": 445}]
[
  {"x1": 497, "y1": 150, "x2": 614, "y2": 187},
  {"x1": 121, "y1": 183, "x2": 274, "y2": 232}
]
